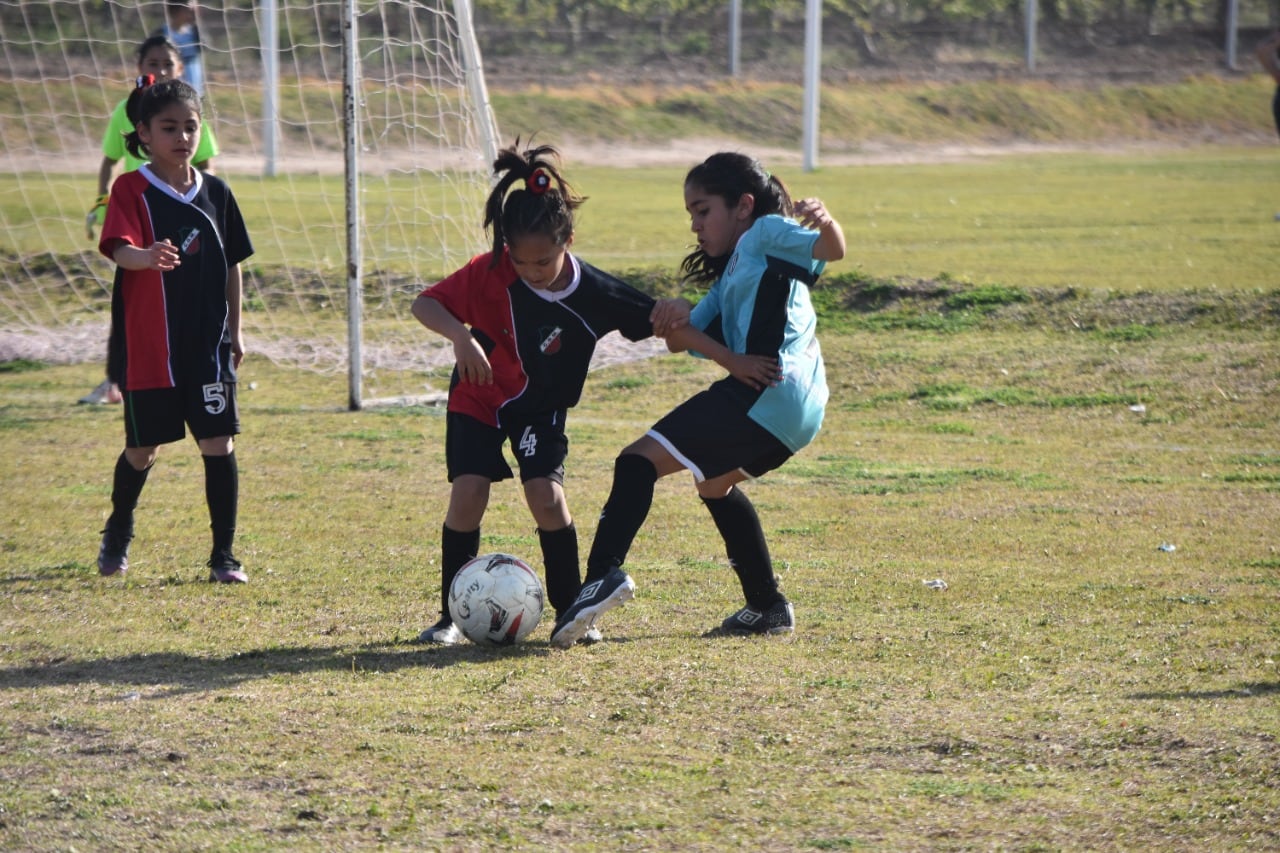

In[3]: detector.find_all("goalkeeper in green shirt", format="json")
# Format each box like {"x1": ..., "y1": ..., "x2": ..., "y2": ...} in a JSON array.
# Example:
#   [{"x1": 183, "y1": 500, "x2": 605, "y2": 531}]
[{"x1": 90, "y1": 35, "x2": 218, "y2": 237}]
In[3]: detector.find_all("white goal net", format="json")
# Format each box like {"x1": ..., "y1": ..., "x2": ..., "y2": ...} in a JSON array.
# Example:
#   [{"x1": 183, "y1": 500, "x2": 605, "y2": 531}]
[{"x1": 0, "y1": 0, "x2": 499, "y2": 403}]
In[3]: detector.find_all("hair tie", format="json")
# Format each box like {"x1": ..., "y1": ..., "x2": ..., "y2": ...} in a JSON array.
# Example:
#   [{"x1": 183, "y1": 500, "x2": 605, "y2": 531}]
[
  {"x1": 527, "y1": 168, "x2": 551, "y2": 195},
  {"x1": 135, "y1": 74, "x2": 156, "y2": 89}
]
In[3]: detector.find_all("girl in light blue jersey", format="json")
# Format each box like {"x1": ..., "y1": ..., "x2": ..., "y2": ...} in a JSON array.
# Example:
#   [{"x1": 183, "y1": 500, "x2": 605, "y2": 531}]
[{"x1": 552, "y1": 151, "x2": 845, "y2": 647}]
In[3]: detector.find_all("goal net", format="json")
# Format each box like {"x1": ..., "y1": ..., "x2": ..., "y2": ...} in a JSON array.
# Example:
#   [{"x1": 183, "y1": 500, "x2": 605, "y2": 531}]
[{"x1": 0, "y1": 0, "x2": 499, "y2": 404}]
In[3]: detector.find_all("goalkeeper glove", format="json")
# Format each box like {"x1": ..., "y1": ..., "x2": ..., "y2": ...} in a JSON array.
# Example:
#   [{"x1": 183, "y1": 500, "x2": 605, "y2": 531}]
[{"x1": 86, "y1": 194, "x2": 108, "y2": 240}]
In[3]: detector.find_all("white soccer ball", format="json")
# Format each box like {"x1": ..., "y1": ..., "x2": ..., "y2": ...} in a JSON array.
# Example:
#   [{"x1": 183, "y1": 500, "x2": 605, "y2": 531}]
[{"x1": 448, "y1": 553, "x2": 545, "y2": 646}]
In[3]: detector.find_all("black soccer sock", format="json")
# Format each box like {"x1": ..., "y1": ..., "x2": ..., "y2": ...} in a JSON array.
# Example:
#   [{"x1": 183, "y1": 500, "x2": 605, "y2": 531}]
[
  {"x1": 106, "y1": 451, "x2": 151, "y2": 536},
  {"x1": 584, "y1": 454, "x2": 658, "y2": 583},
  {"x1": 441, "y1": 524, "x2": 480, "y2": 620},
  {"x1": 701, "y1": 486, "x2": 782, "y2": 610},
  {"x1": 203, "y1": 451, "x2": 238, "y2": 555},
  {"x1": 538, "y1": 522, "x2": 579, "y2": 615}
]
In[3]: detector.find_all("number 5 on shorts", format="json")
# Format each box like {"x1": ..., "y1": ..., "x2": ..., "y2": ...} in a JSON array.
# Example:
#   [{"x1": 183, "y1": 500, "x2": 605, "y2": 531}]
[{"x1": 203, "y1": 382, "x2": 228, "y2": 415}]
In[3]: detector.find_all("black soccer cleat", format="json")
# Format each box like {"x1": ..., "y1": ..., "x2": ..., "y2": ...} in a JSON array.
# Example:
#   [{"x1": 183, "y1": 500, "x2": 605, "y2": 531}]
[
  {"x1": 97, "y1": 527, "x2": 131, "y2": 577},
  {"x1": 549, "y1": 568, "x2": 635, "y2": 649},
  {"x1": 717, "y1": 600, "x2": 795, "y2": 636}
]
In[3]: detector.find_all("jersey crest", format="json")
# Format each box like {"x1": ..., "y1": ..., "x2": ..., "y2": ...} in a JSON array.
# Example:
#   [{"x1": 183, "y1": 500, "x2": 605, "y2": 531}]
[
  {"x1": 179, "y1": 226, "x2": 202, "y2": 256},
  {"x1": 538, "y1": 325, "x2": 563, "y2": 355}
]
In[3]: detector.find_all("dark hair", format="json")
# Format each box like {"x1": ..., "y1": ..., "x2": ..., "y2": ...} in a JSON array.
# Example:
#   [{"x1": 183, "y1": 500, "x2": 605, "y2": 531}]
[
  {"x1": 134, "y1": 34, "x2": 180, "y2": 66},
  {"x1": 483, "y1": 139, "x2": 583, "y2": 265},
  {"x1": 123, "y1": 78, "x2": 202, "y2": 160},
  {"x1": 680, "y1": 152, "x2": 794, "y2": 286}
]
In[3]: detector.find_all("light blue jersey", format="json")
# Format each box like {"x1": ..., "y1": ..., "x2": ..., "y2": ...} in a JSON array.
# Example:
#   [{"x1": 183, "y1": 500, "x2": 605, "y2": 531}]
[{"x1": 689, "y1": 214, "x2": 829, "y2": 452}]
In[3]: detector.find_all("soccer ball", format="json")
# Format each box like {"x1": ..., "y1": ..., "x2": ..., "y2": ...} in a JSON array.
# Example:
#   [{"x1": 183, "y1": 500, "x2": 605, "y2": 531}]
[{"x1": 448, "y1": 553, "x2": 545, "y2": 646}]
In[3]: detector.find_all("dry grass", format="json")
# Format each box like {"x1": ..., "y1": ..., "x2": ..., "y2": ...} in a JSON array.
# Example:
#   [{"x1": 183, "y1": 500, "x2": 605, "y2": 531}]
[{"x1": 1, "y1": 296, "x2": 1277, "y2": 850}]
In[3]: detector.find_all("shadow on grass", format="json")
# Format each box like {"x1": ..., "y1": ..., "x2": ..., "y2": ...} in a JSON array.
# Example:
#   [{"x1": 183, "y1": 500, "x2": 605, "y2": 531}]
[
  {"x1": 0, "y1": 640, "x2": 579, "y2": 696},
  {"x1": 1127, "y1": 682, "x2": 1280, "y2": 701}
]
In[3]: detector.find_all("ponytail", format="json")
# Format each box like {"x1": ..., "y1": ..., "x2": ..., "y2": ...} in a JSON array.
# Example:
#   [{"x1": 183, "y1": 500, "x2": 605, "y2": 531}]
[{"x1": 483, "y1": 139, "x2": 584, "y2": 265}]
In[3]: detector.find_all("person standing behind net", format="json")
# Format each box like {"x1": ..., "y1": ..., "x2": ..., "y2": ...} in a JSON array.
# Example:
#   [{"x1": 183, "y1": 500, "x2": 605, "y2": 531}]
[
  {"x1": 90, "y1": 35, "x2": 218, "y2": 244},
  {"x1": 82, "y1": 35, "x2": 220, "y2": 405},
  {"x1": 95, "y1": 79, "x2": 253, "y2": 583},
  {"x1": 156, "y1": 0, "x2": 204, "y2": 96},
  {"x1": 410, "y1": 140, "x2": 688, "y2": 645},
  {"x1": 551, "y1": 151, "x2": 846, "y2": 648}
]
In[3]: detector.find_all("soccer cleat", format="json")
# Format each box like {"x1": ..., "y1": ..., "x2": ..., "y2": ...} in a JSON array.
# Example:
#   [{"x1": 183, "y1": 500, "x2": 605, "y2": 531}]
[
  {"x1": 207, "y1": 550, "x2": 248, "y2": 584},
  {"x1": 415, "y1": 618, "x2": 463, "y2": 645},
  {"x1": 97, "y1": 527, "x2": 131, "y2": 576},
  {"x1": 578, "y1": 626, "x2": 604, "y2": 646},
  {"x1": 717, "y1": 600, "x2": 795, "y2": 636},
  {"x1": 549, "y1": 568, "x2": 635, "y2": 649}
]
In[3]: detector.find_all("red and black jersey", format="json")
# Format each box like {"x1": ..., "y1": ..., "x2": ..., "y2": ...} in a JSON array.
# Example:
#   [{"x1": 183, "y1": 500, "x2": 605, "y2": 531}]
[
  {"x1": 99, "y1": 166, "x2": 253, "y2": 391},
  {"x1": 419, "y1": 251, "x2": 656, "y2": 427}
]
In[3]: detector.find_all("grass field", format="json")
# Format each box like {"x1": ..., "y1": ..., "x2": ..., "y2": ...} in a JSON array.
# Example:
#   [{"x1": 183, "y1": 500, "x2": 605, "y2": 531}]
[
  {"x1": 2, "y1": 130, "x2": 1279, "y2": 849},
  {"x1": 2, "y1": 289, "x2": 1278, "y2": 849},
  {"x1": 5, "y1": 146, "x2": 1278, "y2": 292}
]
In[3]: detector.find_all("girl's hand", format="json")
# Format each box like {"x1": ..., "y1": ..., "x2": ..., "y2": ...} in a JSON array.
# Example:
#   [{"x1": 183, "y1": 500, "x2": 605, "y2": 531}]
[
  {"x1": 793, "y1": 198, "x2": 834, "y2": 231},
  {"x1": 230, "y1": 333, "x2": 246, "y2": 369},
  {"x1": 796, "y1": 197, "x2": 847, "y2": 262},
  {"x1": 147, "y1": 239, "x2": 181, "y2": 271},
  {"x1": 453, "y1": 336, "x2": 493, "y2": 385},
  {"x1": 650, "y1": 297, "x2": 691, "y2": 336},
  {"x1": 726, "y1": 353, "x2": 782, "y2": 391}
]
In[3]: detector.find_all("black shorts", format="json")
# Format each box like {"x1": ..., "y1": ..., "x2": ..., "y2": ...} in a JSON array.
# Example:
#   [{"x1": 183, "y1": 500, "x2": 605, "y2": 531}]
[
  {"x1": 122, "y1": 381, "x2": 240, "y2": 448},
  {"x1": 647, "y1": 378, "x2": 792, "y2": 483},
  {"x1": 445, "y1": 409, "x2": 569, "y2": 485}
]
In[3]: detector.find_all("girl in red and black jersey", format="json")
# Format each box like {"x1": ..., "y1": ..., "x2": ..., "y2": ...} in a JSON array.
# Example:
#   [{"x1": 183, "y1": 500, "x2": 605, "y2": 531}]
[
  {"x1": 411, "y1": 140, "x2": 687, "y2": 645},
  {"x1": 95, "y1": 79, "x2": 254, "y2": 583}
]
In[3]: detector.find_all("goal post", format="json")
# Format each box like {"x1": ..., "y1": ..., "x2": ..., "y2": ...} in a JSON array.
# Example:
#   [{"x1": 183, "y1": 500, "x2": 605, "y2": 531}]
[{"x1": 0, "y1": 0, "x2": 501, "y2": 407}]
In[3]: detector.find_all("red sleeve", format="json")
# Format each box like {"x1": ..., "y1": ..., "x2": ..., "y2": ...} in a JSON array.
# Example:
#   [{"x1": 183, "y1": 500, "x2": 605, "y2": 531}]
[
  {"x1": 419, "y1": 252, "x2": 524, "y2": 426},
  {"x1": 98, "y1": 171, "x2": 153, "y2": 260},
  {"x1": 419, "y1": 254, "x2": 479, "y2": 322}
]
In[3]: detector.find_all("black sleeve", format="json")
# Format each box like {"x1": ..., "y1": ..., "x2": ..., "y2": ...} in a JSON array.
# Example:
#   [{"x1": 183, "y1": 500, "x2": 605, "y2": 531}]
[
  {"x1": 579, "y1": 262, "x2": 656, "y2": 342},
  {"x1": 212, "y1": 179, "x2": 254, "y2": 266}
]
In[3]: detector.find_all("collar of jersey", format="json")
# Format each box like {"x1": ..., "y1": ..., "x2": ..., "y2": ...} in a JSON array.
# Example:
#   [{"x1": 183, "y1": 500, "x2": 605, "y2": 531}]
[
  {"x1": 523, "y1": 252, "x2": 581, "y2": 302},
  {"x1": 138, "y1": 162, "x2": 203, "y2": 205}
]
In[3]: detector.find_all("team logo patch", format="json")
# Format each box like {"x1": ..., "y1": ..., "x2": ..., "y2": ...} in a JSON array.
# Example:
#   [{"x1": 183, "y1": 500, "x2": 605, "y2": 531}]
[
  {"x1": 179, "y1": 227, "x2": 201, "y2": 255},
  {"x1": 539, "y1": 326, "x2": 563, "y2": 354}
]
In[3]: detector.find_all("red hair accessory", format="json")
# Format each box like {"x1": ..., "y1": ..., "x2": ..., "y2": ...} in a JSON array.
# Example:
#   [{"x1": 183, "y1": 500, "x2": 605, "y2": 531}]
[
  {"x1": 527, "y1": 168, "x2": 551, "y2": 195},
  {"x1": 135, "y1": 74, "x2": 156, "y2": 89}
]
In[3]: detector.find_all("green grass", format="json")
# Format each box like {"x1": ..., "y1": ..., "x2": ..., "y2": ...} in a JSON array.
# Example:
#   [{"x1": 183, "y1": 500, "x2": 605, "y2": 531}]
[
  {"x1": 4, "y1": 146, "x2": 1278, "y2": 292},
  {"x1": 1, "y1": 310, "x2": 1278, "y2": 850},
  {"x1": 3, "y1": 71, "x2": 1280, "y2": 846}
]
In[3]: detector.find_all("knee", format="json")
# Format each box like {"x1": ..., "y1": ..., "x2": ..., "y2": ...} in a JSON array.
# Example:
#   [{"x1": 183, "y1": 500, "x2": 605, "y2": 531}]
[
  {"x1": 446, "y1": 477, "x2": 491, "y2": 529},
  {"x1": 125, "y1": 447, "x2": 158, "y2": 470},
  {"x1": 523, "y1": 478, "x2": 568, "y2": 522},
  {"x1": 197, "y1": 436, "x2": 234, "y2": 456}
]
